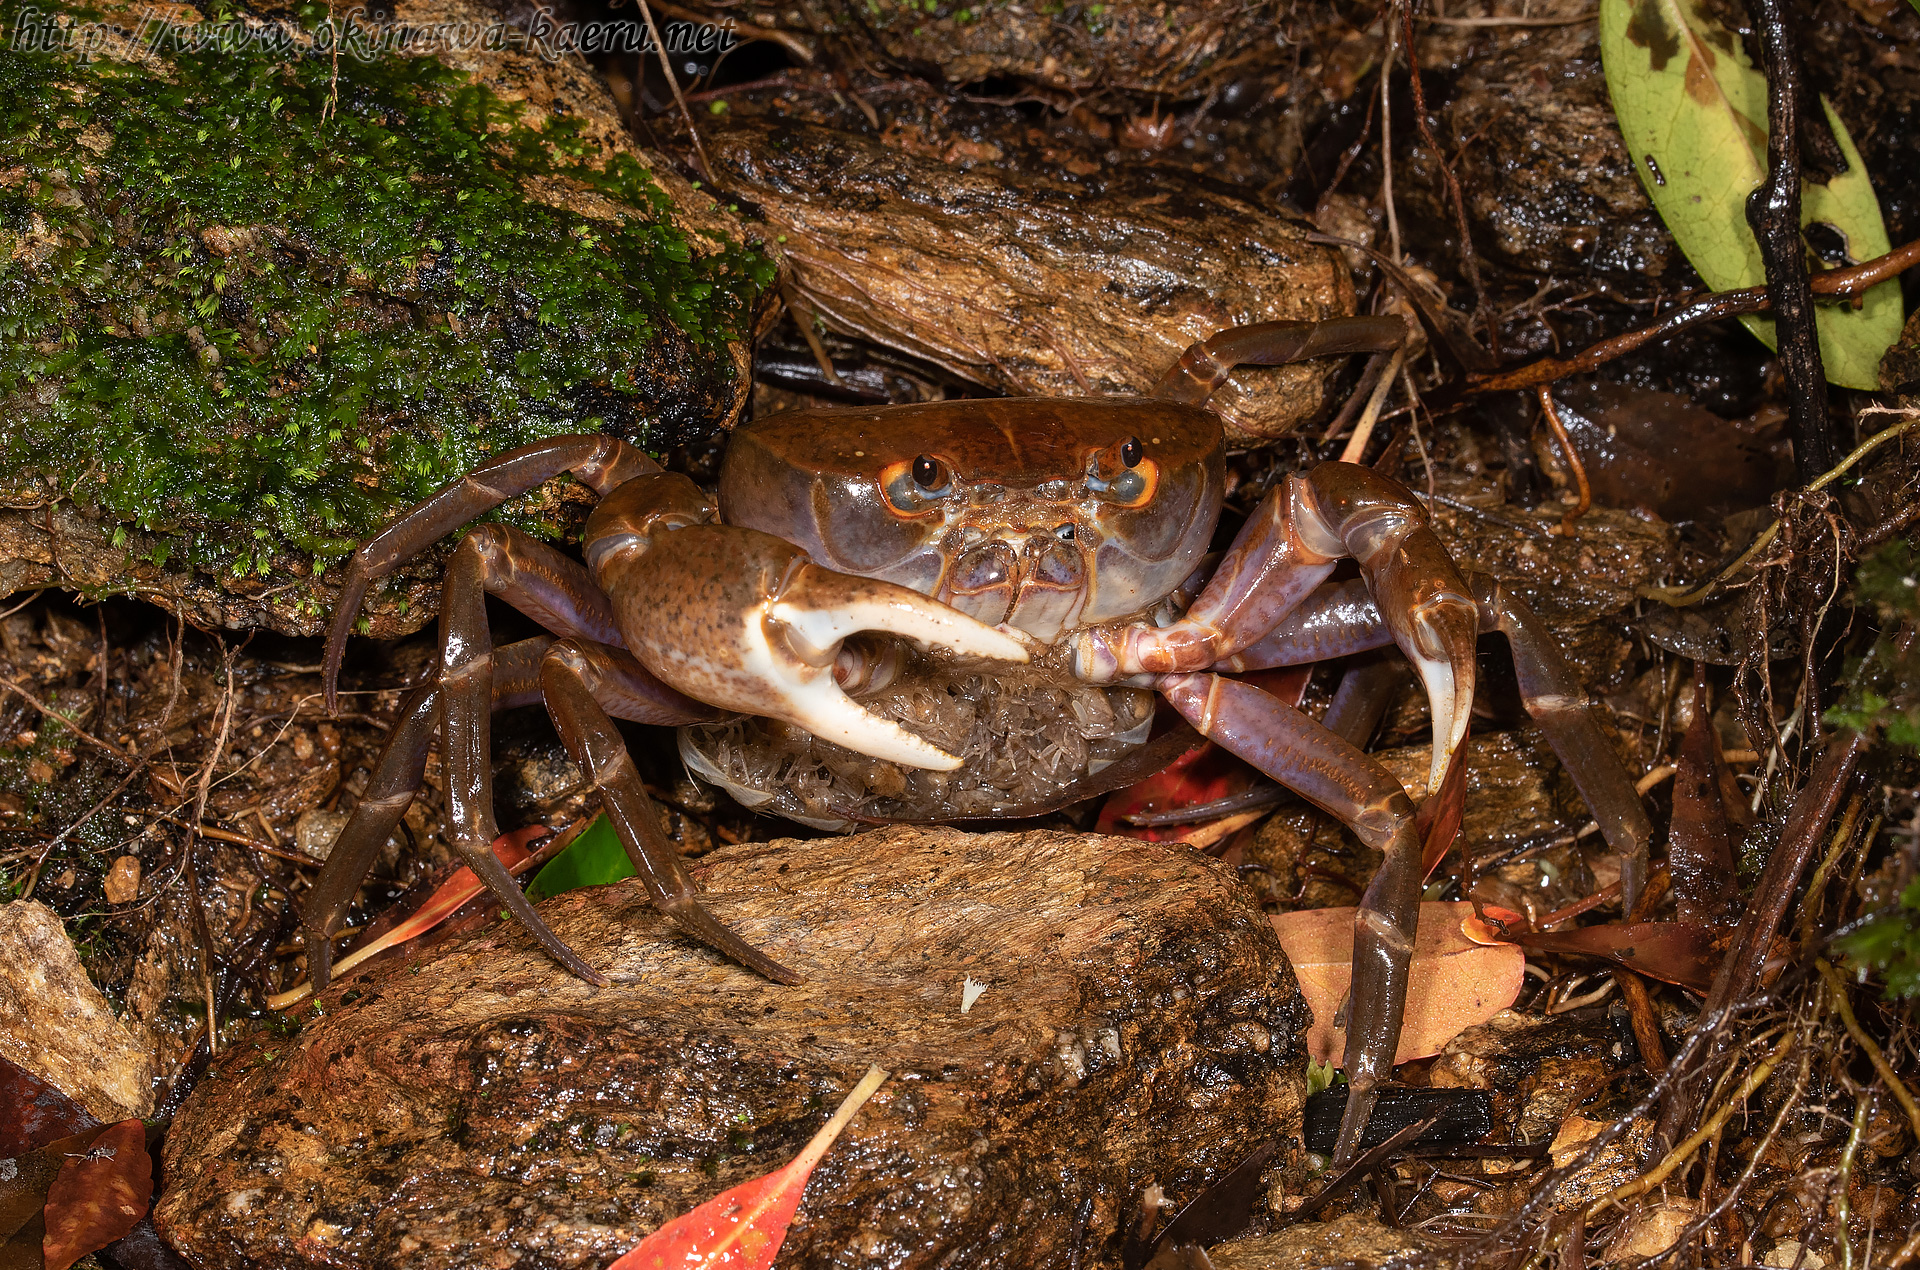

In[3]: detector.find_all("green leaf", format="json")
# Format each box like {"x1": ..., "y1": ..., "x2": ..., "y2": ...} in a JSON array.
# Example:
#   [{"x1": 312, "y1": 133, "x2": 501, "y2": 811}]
[
  {"x1": 1600, "y1": 0, "x2": 1901, "y2": 389},
  {"x1": 525, "y1": 814, "x2": 634, "y2": 902}
]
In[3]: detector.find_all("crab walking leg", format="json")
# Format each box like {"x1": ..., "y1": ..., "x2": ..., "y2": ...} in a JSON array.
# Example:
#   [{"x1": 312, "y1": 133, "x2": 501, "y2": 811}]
[
  {"x1": 586, "y1": 473, "x2": 1030, "y2": 770},
  {"x1": 437, "y1": 540, "x2": 612, "y2": 986},
  {"x1": 1152, "y1": 316, "x2": 1409, "y2": 407},
  {"x1": 324, "y1": 435, "x2": 658, "y2": 711},
  {"x1": 1083, "y1": 464, "x2": 1478, "y2": 797},
  {"x1": 301, "y1": 637, "x2": 553, "y2": 992},
  {"x1": 1160, "y1": 672, "x2": 1422, "y2": 1167},
  {"x1": 541, "y1": 640, "x2": 802, "y2": 985},
  {"x1": 1469, "y1": 574, "x2": 1652, "y2": 908}
]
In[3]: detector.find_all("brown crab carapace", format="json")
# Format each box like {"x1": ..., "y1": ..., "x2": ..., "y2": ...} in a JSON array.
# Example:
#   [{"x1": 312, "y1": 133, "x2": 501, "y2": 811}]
[{"x1": 310, "y1": 315, "x2": 1649, "y2": 1165}]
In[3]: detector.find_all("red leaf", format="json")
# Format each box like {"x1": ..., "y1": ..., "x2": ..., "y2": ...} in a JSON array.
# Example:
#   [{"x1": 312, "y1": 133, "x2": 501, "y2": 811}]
[
  {"x1": 1502, "y1": 922, "x2": 1721, "y2": 992},
  {"x1": 266, "y1": 824, "x2": 552, "y2": 1009},
  {"x1": 2, "y1": 1128, "x2": 108, "y2": 1245},
  {"x1": 0, "y1": 1057, "x2": 98, "y2": 1157},
  {"x1": 1668, "y1": 668, "x2": 1739, "y2": 927},
  {"x1": 1418, "y1": 736, "x2": 1470, "y2": 879},
  {"x1": 610, "y1": 1066, "x2": 889, "y2": 1270},
  {"x1": 41, "y1": 1120, "x2": 152, "y2": 1270}
]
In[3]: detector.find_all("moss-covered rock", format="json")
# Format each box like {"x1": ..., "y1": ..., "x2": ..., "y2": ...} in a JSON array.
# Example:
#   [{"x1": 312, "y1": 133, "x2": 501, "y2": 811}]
[{"x1": 0, "y1": 0, "x2": 775, "y2": 635}]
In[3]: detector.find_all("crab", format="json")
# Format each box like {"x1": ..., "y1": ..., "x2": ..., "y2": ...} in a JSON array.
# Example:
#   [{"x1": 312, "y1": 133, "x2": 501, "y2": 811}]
[{"x1": 307, "y1": 314, "x2": 1650, "y2": 1165}]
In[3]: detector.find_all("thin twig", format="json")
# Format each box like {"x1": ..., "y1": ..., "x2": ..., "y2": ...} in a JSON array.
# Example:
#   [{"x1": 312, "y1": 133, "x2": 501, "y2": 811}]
[
  {"x1": 1745, "y1": 0, "x2": 1829, "y2": 479},
  {"x1": 183, "y1": 641, "x2": 241, "y2": 1055},
  {"x1": 1817, "y1": 959, "x2": 1920, "y2": 1142},
  {"x1": 636, "y1": 0, "x2": 714, "y2": 184},
  {"x1": 1537, "y1": 386, "x2": 1591, "y2": 535},
  {"x1": 1588, "y1": 1031, "x2": 1795, "y2": 1221},
  {"x1": 1642, "y1": 411, "x2": 1920, "y2": 606},
  {"x1": 1462, "y1": 238, "x2": 1920, "y2": 397},
  {"x1": 1340, "y1": 346, "x2": 1405, "y2": 463},
  {"x1": 0, "y1": 674, "x2": 131, "y2": 764}
]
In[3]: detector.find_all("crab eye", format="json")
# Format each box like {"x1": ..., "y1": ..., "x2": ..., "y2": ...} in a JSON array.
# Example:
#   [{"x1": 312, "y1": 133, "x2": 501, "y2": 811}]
[
  {"x1": 884, "y1": 455, "x2": 953, "y2": 513},
  {"x1": 911, "y1": 455, "x2": 948, "y2": 490},
  {"x1": 1120, "y1": 437, "x2": 1143, "y2": 467}
]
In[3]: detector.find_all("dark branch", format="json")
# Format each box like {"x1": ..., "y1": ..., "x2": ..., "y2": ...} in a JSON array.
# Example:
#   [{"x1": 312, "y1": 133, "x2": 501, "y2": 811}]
[{"x1": 1746, "y1": 0, "x2": 1831, "y2": 481}]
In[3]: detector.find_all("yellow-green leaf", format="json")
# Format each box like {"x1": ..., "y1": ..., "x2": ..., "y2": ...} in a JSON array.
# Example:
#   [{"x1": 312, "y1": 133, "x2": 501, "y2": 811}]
[{"x1": 1600, "y1": 0, "x2": 1901, "y2": 389}]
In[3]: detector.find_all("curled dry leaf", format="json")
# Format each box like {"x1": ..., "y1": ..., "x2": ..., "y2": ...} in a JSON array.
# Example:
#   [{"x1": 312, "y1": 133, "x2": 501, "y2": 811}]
[
  {"x1": 1500, "y1": 922, "x2": 1721, "y2": 992},
  {"x1": 1270, "y1": 902, "x2": 1526, "y2": 1066},
  {"x1": 41, "y1": 1119, "x2": 153, "y2": 1270}
]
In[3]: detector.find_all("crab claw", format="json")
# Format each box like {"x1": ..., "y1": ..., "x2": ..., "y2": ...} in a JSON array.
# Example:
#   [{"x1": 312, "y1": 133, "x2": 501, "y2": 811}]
[
  {"x1": 1297, "y1": 465, "x2": 1479, "y2": 797},
  {"x1": 1396, "y1": 590, "x2": 1480, "y2": 796},
  {"x1": 604, "y1": 522, "x2": 1028, "y2": 770}
]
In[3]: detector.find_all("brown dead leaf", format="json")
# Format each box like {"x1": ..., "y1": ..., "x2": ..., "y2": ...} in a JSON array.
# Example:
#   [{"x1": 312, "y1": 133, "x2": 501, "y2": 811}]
[
  {"x1": 41, "y1": 1119, "x2": 152, "y2": 1270},
  {"x1": 1270, "y1": 901, "x2": 1526, "y2": 1066}
]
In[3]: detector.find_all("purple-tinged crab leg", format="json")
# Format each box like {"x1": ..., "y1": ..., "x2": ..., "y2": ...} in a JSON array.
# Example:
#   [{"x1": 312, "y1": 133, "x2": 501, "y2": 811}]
[
  {"x1": 1221, "y1": 579, "x2": 1396, "y2": 670},
  {"x1": 1297, "y1": 464, "x2": 1480, "y2": 798},
  {"x1": 1074, "y1": 481, "x2": 1341, "y2": 678},
  {"x1": 1152, "y1": 316, "x2": 1409, "y2": 408},
  {"x1": 1083, "y1": 465, "x2": 1478, "y2": 800},
  {"x1": 301, "y1": 636, "x2": 553, "y2": 993},
  {"x1": 1159, "y1": 672, "x2": 1422, "y2": 1168},
  {"x1": 541, "y1": 640, "x2": 802, "y2": 985},
  {"x1": 1229, "y1": 574, "x2": 1652, "y2": 906},
  {"x1": 324, "y1": 435, "x2": 659, "y2": 712},
  {"x1": 1468, "y1": 574, "x2": 1652, "y2": 908},
  {"x1": 438, "y1": 539, "x2": 612, "y2": 985}
]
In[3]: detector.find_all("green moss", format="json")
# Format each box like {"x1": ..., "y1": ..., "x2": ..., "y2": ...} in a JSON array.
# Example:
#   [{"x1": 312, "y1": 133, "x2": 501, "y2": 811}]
[{"x1": 0, "y1": 0, "x2": 775, "y2": 584}]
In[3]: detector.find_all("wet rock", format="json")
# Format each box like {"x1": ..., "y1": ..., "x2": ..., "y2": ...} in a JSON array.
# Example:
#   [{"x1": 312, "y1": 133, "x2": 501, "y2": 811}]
[
  {"x1": 156, "y1": 826, "x2": 1306, "y2": 1270},
  {"x1": 680, "y1": 0, "x2": 1284, "y2": 96},
  {"x1": 1429, "y1": 1008, "x2": 1633, "y2": 1149},
  {"x1": 707, "y1": 118, "x2": 1357, "y2": 444},
  {"x1": 1, "y1": 0, "x2": 767, "y2": 638},
  {"x1": 1206, "y1": 1211, "x2": 1437, "y2": 1268},
  {"x1": 1403, "y1": 0, "x2": 1675, "y2": 284},
  {"x1": 0, "y1": 900, "x2": 156, "y2": 1123}
]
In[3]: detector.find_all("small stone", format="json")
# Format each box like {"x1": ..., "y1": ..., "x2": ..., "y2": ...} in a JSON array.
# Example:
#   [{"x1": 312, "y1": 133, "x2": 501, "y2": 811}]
[
  {"x1": 1605, "y1": 1200, "x2": 1697, "y2": 1262},
  {"x1": 104, "y1": 856, "x2": 143, "y2": 905},
  {"x1": 1763, "y1": 1241, "x2": 1826, "y2": 1270},
  {"x1": 0, "y1": 900, "x2": 155, "y2": 1122},
  {"x1": 293, "y1": 808, "x2": 351, "y2": 862}
]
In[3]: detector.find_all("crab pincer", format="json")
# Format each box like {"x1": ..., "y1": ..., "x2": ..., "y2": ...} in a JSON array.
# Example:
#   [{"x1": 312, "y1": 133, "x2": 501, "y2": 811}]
[{"x1": 584, "y1": 471, "x2": 1031, "y2": 771}]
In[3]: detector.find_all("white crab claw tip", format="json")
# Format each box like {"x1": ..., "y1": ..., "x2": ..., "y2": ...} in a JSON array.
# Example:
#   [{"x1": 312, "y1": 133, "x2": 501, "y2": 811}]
[
  {"x1": 1408, "y1": 603, "x2": 1477, "y2": 794},
  {"x1": 788, "y1": 684, "x2": 966, "y2": 771},
  {"x1": 772, "y1": 588, "x2": 1030, "y2": 665}
]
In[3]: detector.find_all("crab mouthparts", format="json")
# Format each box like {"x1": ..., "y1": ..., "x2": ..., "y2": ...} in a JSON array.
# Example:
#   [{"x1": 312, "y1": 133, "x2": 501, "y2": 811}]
[{"x1": 939, "y1": 535, "x2": 1088, "y2": 642}]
